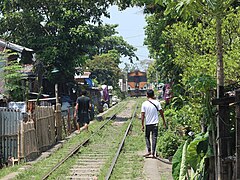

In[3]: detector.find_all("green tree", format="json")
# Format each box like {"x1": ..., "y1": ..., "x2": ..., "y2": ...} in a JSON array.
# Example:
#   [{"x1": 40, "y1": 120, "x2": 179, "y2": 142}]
[
  {"x1": 146, "y1": 60, "x2": 156, "y2": 83},
  {"x1": 152, "y1": 1, "x2": 239, "y2": 179},
  {"x1": 122, "y1": 62, "x2": 138, "y2": 73},
  {"x1": 85, "y1": 50, "x2": 122, "y2": 88},
  {"x1": 155, "y1": 0, "x2": 236, "y2": 96},
  {"x1": 138, "y1": 2, "x2": 183, "y2": 85},
  {"x1": 97, "y1": 28, "x2": 138, "y2": 63},
  {"x1": 0, "y1": 51, "x2": 24, "y2": 101},
  {"x1": 0, "y1": 0, "x2": 135, "y2": 85}
]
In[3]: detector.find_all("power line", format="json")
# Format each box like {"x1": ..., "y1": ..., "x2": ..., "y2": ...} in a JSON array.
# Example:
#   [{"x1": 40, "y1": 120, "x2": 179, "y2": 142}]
[
  {"x1": 136, "y1": 54, "x2": 149, "y2": 58},
  {"x1": 124, "y1": 34, "x2": 145, "y2": 39},
  {"x1": 134, "y1": 45, "x2": 148, "y2": 48}
]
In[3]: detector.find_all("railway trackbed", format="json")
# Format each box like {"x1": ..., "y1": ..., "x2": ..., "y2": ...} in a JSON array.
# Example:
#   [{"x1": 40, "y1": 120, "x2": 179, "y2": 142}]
[
  {"x1": 12, "y1": 99, "x2": 139, "y2": 180},
  {"x1": 44, "y1": 99, "x2": 138, "y2": 180}
]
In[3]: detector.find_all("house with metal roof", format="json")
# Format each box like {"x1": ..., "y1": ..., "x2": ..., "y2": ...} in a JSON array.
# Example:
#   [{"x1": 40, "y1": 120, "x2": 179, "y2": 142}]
[
  {"x1": 74, "y1": 71, "x2": 93, "y2": 88},
  {"x1": 0, "y1": 39, "x2": 35, "y2": 102}
]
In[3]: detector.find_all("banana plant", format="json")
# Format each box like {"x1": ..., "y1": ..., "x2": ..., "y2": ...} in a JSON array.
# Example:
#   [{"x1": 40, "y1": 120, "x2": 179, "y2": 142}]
[{"x1": 172, "y1": 132, "x2": 211, "y2": 180}]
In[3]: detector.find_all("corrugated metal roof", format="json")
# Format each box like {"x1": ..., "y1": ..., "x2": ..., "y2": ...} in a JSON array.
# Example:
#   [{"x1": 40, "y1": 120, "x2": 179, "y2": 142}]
[
  {"x1": 74, "y1": 72, "x2": 91, "y2": 79},
  {"x1": 0, "y1": 39, "x2": 34, "y2": 53}
]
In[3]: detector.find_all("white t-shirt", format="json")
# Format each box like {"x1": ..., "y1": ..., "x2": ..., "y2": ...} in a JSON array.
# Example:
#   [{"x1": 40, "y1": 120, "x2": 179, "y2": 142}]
[{"x1": 141, "y1": 99, "x2": 162, "y2": 125}]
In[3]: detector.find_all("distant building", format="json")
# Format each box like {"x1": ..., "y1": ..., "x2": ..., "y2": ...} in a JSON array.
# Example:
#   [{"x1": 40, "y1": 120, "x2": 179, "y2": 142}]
[
  {"x1": 0, "y1": 39, "x2": 35, "y2": 101},
  {"x1": 118, "y1": 78, "x2": 127, "y2": 92},
  {"x1": 0, "y1": 39, "x2": 35, "y2": 64},
  {"x1": 74, "y1": 71, "x2": 93, "y2": 88}
]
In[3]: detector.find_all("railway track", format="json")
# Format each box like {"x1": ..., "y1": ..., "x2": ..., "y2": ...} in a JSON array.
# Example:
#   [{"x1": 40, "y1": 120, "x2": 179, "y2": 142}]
[
  {"x1": 40, "y1": 99, "x2": 138, "y2": 180},
  {"x1": 1, "y1": 97, "x2": 173, "y2": 180}
]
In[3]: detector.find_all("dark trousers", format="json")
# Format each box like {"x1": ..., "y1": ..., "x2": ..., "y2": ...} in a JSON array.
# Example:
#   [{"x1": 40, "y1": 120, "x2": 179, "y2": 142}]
[{"x1": 145, "y1": 124, "x2": 158, "y2": 155}]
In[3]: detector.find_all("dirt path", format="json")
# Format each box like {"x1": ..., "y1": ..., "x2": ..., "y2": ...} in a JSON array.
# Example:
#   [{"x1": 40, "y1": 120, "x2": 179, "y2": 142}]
[{"x1": 143, "y1": 156, "x2": 173, "y2": 180}]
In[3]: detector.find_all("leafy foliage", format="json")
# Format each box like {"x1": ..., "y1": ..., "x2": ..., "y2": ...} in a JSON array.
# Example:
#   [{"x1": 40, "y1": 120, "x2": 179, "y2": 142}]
[
  {"x1": 157, "y1": 129, "x2": 181, "y2": 158},
  {"x1": 131, "y1": 0, "x2": 239, "y2": 178},
  {"x1": 179, "y1": 139, "x2": 189, "y2": 180},
  {"x1": 172, "y1": 143, "x2": 184, "y2": 180},
  {"x1": 172, "y1": 133, "x2": 211, "y2": 180},
  {"x1": 165, "y1": 103, "x2": 202, "y2": 133},
  {"x1": 85, "y1": 50, "x2": 122, "y2": 88},
  {"x1": 98, "y1": 34, "x2": 138, "y2": 63},
  {"x1": 187, "y1": 133, "x2": 210, "y2": 172},
  {"x1": 0, "y1": 51, "x2": 24, "y2": 100},
  {"x1": 0, "y1": 0, "x2": 136, "y2": 85},
  {"x1": 144, "y1": 13, "x2": 182, "y2": 84}
]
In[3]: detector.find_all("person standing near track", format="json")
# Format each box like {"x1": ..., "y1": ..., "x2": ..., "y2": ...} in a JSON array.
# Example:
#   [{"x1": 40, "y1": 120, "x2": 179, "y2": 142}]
[
  {"x1": 141, "y1": 89, "x2": 167, "y2": 157},
  {"x1": 74, "y1": 90, "x2": 91, "y2": 133}
]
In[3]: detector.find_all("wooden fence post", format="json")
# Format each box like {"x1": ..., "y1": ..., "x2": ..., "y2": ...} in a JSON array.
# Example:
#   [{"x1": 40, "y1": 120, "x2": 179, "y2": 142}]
[
  {"x1": 56, "y1": 104, "x2": 62, "y2": 141},
  {"x1": 18, "y1": 121, "x2": 22, "y2": 161},
  {"x1": 213, "y1": 88, "x2": 232, "y2": 180},
  {"x1": 55, "y1": 84, "x2": 59, "y2": 104},
  {"x1": 217, "y1": 105, "x2": 229, "y2": 180},
  {"x1": 67, "y1": 108, "x2": 71, "y2": 134},
  {"x1": 55, "y1": 103, "x2": 62, "y2": 141},
  {"x1": 236, "y1": 90, "x2": 240, "y2": 180},
  {"x1": 55, "y1": 84, "x2": 62, "y2": 141}
]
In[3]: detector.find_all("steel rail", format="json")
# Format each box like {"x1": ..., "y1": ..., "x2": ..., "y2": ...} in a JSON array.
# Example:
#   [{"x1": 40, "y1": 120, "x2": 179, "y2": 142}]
[
  {"x1": 41, "y1": 102, "x2": 127, "y2": 180},
  {"x1": 105, "y1": 101, "x2": 139, "y2": 180}
]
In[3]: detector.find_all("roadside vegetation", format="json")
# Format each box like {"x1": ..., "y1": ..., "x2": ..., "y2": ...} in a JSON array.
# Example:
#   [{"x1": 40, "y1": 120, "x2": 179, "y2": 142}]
[
  {"x1": 1, "y1": 0, "x2": 240, "y2": 179},
  {"x1": 144, "y1": 1, "x2": 240, "y2": 179}
]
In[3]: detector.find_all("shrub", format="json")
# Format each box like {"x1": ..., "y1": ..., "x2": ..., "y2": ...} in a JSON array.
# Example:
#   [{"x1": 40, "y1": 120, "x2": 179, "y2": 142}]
[{"x1": 157, "y1": 130, "x2": 181, "y2": 158}]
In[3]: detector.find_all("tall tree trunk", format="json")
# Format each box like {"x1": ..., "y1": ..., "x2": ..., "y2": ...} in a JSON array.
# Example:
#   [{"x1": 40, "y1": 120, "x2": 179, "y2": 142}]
[
  {"x1": 216, "y1": 16, "x2": 223, "y2": 180},
  {"x1": 216, "y1": 15, "x2": 230, "y2": 180},
  {"x1": 216, "y1": 16, "x2": 224, "y2": 98}
]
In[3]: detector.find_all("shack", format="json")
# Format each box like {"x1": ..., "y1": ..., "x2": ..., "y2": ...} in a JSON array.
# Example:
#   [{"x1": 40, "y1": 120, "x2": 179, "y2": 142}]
[{"x1": 0, "y1": 39, "x2": 35, "y2": 103}]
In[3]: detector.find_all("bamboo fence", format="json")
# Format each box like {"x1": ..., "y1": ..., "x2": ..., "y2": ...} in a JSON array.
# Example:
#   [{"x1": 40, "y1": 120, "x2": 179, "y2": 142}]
[
  {"x1": 0, "y1": 105, "x2": 57, "y2": 164},
  {"x1": 34, "y1": 106, "x2": 56, "y2": 152}
]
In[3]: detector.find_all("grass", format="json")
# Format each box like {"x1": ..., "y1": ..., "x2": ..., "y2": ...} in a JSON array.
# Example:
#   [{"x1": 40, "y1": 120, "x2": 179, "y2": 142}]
[
  {"x1": 0, "y1": 100, "x2": 127, "y2": 180},
  {"x1": 101, "y1": 100, "x2": 128, "y2": 119},
  {"x1": 14, "y1": 126, "x2": 99, "y2": 180},
  {"x1": 97, "y1": 122, "x2": 130, "y2": 179},
  {"x1": 0, "y1": 165, "x2": 20, "y2": 179},
  {"x1": 0, "y1": 98, "x2": 140, "y2": 180},
  {"x1": 106, "y1": 97, "x2": 146, "y2": 179},
  {"x1": 109, "y1": 117, "x2": 146, "y2": 179},
  {"x1": 49, "y1": 116, "x2": 129, "y2": 179}
]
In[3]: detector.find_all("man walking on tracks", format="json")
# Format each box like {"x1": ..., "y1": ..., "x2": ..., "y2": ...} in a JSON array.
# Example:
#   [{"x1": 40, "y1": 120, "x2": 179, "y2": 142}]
[
  {"x1": 74, "y1": 90, "x2": 91, "y2": 133},
  {"x1": 141, "y1": 89, "x2": 166, "y2": 158}
]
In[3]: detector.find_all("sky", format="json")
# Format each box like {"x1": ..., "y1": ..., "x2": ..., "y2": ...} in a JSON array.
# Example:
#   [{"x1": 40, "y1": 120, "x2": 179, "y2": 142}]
[{"x1": 102, "y1": 5, "x2": 150, "y2": 70}]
